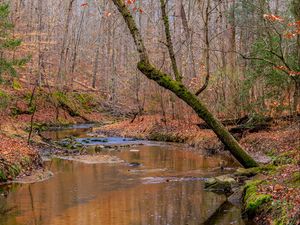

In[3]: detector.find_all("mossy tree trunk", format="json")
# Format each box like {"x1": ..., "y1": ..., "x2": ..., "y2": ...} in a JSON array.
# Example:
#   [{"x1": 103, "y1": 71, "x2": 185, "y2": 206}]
[{"x1": 111, "y1": 0, "x2": 258, "y2": 168}]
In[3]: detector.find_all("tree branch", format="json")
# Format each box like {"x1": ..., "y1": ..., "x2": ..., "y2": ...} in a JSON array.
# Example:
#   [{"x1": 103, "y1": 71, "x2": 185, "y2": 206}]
[
  {"x1": 111, "y1": 0, "x2": 149, "y2": 63},
  {"x1": 160, "y1": 0, "x2": 182, "y2": 82}
]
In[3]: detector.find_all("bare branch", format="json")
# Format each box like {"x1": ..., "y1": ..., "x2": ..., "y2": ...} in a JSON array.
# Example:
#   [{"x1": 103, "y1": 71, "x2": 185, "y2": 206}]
[{"x1": 160, "y1": 0, "x2": 182, "y2": 82}]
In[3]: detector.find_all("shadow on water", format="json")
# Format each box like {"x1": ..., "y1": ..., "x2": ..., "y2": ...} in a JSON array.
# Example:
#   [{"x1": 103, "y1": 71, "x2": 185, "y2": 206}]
[{"x1": 1, "y1": 124, "x2": 252, "y2": 225}]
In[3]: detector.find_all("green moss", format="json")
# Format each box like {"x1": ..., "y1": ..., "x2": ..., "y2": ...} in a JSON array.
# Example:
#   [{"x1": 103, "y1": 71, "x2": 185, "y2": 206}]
[
  {"x1": 12, "y1": 78, "x2": 22, "y2": 90},
  {"x1": 235, "y1": 164, "x2": 276, "y2": 177},
  {"x1": 52, "y1": 91, "x2": 82, "y2": 116},
  {"x1": 21, "y1": 156, "x2": 31, "y2": 166},
  {"x1": 8, "y1": 164, "x2": 21, "y2": 178},
  {"x1": 138, "y1": 60, "x2": 258, "y2": 168},
  {"x1": 235, "y1": 167, "x2": 261, "y2": 177},
  {"x1": 0, "y1": 170, "x2": 7, "y2": 182},
  {"x1": 148, "y1": 132, "x2": 185, "y2": 143},
  {"x1": 0, "y1": 90, "x2": 10, "y2": 110},
  {"x1": 243, "y1": 180, "x2": 272, "y2": 218},
  {"x1": 73, "y1": 93, "x2": 95, "y2": 111},
  {"x1": 290, "y1": 171, "x2": 300, "y2": 185},
  {"x1": 266, "y1": 149, "x2": 277, "y2": 158},
  {"x1": 0, "y1": 163, "x2": 21, "y2": 182},
  {"x1": 272, "y1": 151, "x2": 297, "y2": 166},
  {"x1": 25, "y1": 122, "x2": 48, "y2": 132}
]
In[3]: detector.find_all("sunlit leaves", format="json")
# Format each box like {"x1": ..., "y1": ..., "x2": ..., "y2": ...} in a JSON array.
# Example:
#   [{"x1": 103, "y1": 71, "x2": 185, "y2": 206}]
[
  {"x1": 263, "y1": 14, "x2": 284, "y2": 22},
  {"x1": 263, "y1": 14, "x2": 300, "y2": 40},
  {"x1": 126, "y1": 0, "x2": 136, "y2": 4},
  {"x1": 273, "y1": 66, "x2": 300, "y2": 77}
]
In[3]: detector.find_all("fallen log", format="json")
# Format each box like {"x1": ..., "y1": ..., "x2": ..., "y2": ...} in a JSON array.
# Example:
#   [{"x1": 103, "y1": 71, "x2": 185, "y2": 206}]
[{"x1": 197, "y1": 116, "x2": 250, "y2": 129}]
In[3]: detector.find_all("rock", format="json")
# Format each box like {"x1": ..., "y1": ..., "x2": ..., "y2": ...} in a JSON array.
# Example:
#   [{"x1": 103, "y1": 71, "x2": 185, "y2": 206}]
[
  {"x1": 205, "y1": 175, "x2": 236, "y2": 194},
  {"x1": 82, "y1": 139, "x2": 90, "y2": 144},
  {"x1": 228, "y1": 188, "x2": 243, "y2": 207},
  {"x1": 234, "y1": 167, "x2": 260, "y2": 177},
  {"x1": 95, "y1": 145, "x2": 105, "y2": 152},
  {"x1": 234, "y1": 165, "x2": 276, "y2": 178},
  {"x1": 129, "y1": 162, "x2": 142, "y2": 167},
  {"x1": 90, "y1": 138, "x2": 108, "y2": 143}
]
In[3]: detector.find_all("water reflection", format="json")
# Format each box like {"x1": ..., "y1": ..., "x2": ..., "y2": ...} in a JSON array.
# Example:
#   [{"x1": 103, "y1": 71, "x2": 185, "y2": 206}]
[
  {"x1": 40, "y1": 124, "x2": 94, "y2": 140},
  {"x1": 0, "y1": 146, "x2": 245, "y2": 225}
]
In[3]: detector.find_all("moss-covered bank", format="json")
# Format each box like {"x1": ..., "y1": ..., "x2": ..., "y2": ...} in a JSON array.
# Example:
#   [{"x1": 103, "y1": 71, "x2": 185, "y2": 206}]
[{"x1": 240, "y1": 151, "x2": 300, "y2": 225}]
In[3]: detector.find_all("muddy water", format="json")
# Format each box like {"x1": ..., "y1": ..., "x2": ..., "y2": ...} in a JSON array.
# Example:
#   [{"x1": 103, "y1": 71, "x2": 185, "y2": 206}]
[{"x1": 0, "y1": 127, "x2": 248, "y2": 225}]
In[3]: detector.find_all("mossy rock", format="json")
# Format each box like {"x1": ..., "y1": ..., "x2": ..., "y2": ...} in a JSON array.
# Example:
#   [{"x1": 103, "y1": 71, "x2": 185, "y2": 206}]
[
  {"x1": 243, "y1": 180, "x2": 272, "y2": 218},
  {"x1": 234, "y1": 165, "x2": 276, "y2": 177},
  {"x1": 56, "y1": 137, "x2": 83, "y2": 150},
  {"x1": 205, "y1": 175, "x2": 236, "y2": 194},
  {"x1": 234, "y1": 167, "x2": 261, "y2": 177}
]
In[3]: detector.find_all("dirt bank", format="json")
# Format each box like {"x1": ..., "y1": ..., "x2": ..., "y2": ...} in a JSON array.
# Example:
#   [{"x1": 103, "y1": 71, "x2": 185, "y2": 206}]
[
  {"x1": 0, "y1": 133, "x2": 42, "y2": 183},
  {"x1": 0, "y1": 85, "x2": 112, "y2": 184}
]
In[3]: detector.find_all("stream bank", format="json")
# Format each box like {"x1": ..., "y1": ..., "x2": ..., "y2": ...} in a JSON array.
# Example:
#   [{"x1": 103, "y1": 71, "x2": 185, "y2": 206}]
[
  {"x1": 0, "y1": 86, "x2": 115, "y2": 184},
  {"x1": 97, "y1": 115, "x2": 300, "y2": 225}
]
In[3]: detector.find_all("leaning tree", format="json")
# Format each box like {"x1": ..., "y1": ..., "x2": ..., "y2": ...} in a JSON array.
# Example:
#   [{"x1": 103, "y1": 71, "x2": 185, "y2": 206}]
[{"x1": 111, "y1": 0, "x2": 258, "y2": 168}]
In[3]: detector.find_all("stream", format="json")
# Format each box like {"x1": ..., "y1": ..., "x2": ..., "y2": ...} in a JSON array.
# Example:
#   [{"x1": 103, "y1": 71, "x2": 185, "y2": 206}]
[{"x1": 0, "y1": 124, "x2": 251, "y2": 225}]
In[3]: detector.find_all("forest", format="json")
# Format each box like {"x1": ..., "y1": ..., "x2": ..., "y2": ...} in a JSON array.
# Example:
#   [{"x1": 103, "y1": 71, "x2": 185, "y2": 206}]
[{"x1": 0, "y1": 0, "x2": 299, "y2": 225}]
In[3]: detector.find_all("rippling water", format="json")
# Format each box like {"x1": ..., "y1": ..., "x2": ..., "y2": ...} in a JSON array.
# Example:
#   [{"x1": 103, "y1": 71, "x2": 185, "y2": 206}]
[{"x1": 0, "y1": 126, "x2": 249, "y2": 225}]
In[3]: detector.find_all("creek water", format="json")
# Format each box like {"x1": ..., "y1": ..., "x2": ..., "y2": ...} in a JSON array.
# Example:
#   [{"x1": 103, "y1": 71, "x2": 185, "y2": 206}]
[{"x1": 0, "y1": 125, "x2": 250, "y2": 225}]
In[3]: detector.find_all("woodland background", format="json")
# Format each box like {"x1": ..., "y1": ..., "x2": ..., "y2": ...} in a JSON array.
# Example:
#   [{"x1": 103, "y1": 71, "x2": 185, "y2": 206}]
[{"x1": 1, "y1": 0, "x2": 300, "y2": 120}]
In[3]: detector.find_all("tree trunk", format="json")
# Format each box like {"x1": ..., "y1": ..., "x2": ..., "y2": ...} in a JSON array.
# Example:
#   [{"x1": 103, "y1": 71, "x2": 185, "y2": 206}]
[
  {"x1": 57, "y1": 0, "x2": 74, "y2": 88},
  {"x1": 111, "y1": 0, "x2": 258, "y2": 168}
]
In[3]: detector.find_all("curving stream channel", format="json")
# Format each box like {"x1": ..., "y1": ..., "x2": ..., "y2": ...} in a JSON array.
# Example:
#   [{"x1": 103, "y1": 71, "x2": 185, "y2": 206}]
[{"x1": 0, "y1": 124, "x2": 252, "y2": 225}]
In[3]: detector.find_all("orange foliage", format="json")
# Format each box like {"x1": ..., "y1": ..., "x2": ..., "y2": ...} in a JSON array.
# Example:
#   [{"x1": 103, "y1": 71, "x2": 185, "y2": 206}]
[{"x1": 263, "y1": 14, "x2": 284, "y2": 22}]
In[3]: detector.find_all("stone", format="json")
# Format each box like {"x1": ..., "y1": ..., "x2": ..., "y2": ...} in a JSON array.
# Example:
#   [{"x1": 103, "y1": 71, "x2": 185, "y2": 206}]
[{"x1": 205, "y1": 175, "x2": 236, "y2": 194}]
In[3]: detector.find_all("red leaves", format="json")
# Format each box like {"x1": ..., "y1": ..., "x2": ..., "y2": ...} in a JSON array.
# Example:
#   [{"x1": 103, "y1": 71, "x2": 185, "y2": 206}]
[
  {"x1": 273, "y1": 65, "x2": 287, "y2": 71},
  {"x1": 273, "y1": 65, "x2": 300, "y2": 77},
  {"x1": 133, "y1": 7, "x2": 143, "y2": 14},
  {"x1": 283, "y1": 32, "x2": 296, "y2": 39},
  {"x1": 80, "y1": 3, "x2": 88, "y2": 7},
  {"x1": 288, "y1": 70, "x2": 300, "y2": 76},
  {"x1": 126, "y1": 0, "x2": 143, "y2": 14},
  {"x1": 288, "y1": 20, "x2": 300, "y2": 28},
  {"x1": 283, "y1": 21, "x2": 300, "y2": 39}
]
